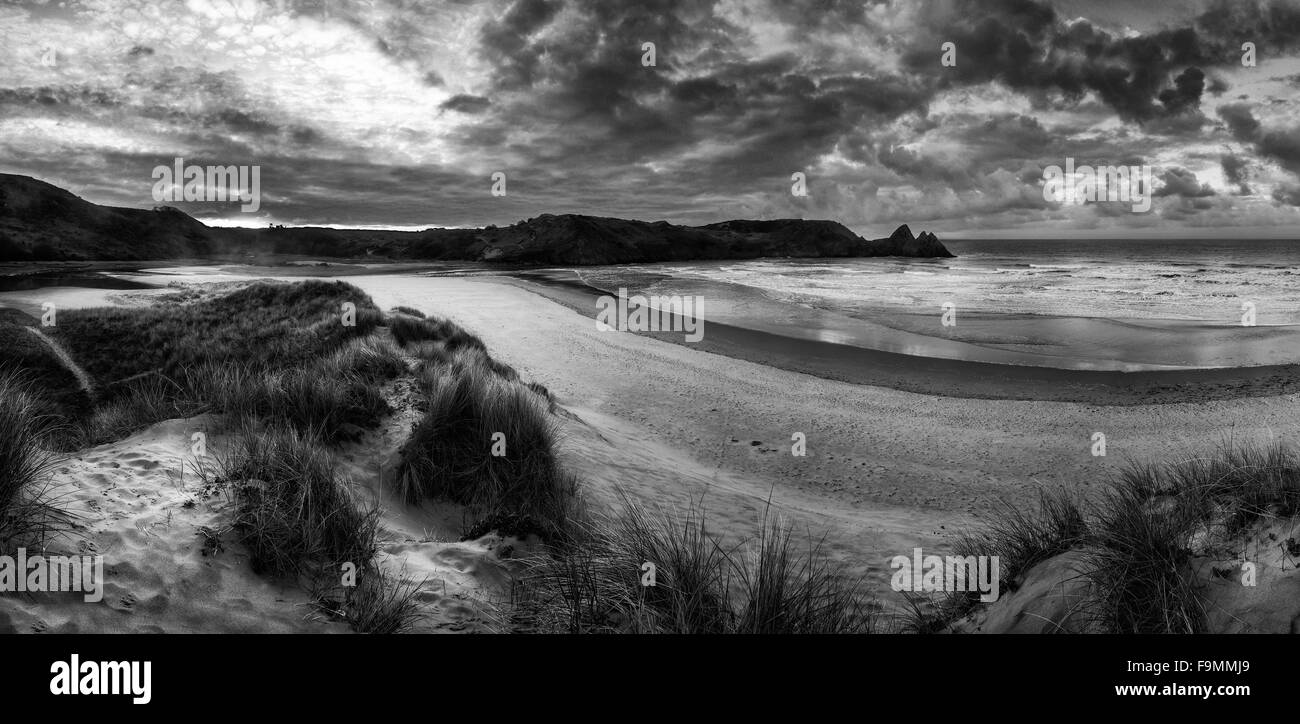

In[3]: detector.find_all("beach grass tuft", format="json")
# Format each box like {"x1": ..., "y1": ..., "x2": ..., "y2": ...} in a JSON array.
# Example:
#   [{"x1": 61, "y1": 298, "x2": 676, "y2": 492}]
[
  {"x1": 221, "y1": 425, "x2": 378, "y2": 578},
  {"x1": 396, "y1": 360, "x2": 578, "y2": 539},
  {"x1": 0, "y1": 368, "x2": 73, "y2": 551},
  {"x1": 919, "y1": 439, "x2": 1300, "y2": 633},
  {"x1": 512, "y1": 497, "x2": 876, "y2": 634}
]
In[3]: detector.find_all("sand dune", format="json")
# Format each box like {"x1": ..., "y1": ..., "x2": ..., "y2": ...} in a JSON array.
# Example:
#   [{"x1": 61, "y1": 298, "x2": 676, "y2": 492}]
[
  {"x1": 1, "y1": 374, "x2": 522, "y2": 634},
  {"x1": 0, "y1": 417, "x2": 350, "y2": 634}
]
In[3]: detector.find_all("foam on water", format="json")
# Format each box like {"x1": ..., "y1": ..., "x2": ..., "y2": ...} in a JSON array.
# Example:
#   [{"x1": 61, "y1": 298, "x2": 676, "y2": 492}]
[{"x1": 575, "y1": 238, "x2": 1300, "y2": 369}]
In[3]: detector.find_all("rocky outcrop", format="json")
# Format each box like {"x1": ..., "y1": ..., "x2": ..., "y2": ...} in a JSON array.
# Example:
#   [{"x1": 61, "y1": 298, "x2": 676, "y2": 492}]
[
  {"x1": 458, "y1": 214, "x2": 954, "y2": 264},
  {"x1": 372, "y1": 215, "x2": 954, "y2": 263},
  {"x1": 870, "y1": 224, "x2": 954, "y2": 258}
]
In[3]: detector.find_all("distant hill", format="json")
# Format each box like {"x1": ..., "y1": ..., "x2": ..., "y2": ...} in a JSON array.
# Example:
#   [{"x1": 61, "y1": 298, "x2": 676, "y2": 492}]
[
  {"x1": 0, "y1": 174, "x2": 215, "y2": 260},
  {"x1": 0, "y1": 174, "x2": 954, "y2": 263}
]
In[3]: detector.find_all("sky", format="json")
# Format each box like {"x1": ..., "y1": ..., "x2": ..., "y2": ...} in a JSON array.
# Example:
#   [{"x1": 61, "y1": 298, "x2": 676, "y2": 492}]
[{"x1": 2, "y1": 0, "x2": 1300, "y2": 238}]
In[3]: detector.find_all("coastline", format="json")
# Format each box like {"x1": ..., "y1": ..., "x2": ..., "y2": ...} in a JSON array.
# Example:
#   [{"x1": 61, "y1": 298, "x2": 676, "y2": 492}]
[
  {"x1": 5, "y1": 260, "x2": 1297, "y2": 406},
  {"x1": 485, "y1": 269, "x2": 1300, "y2": 406}
]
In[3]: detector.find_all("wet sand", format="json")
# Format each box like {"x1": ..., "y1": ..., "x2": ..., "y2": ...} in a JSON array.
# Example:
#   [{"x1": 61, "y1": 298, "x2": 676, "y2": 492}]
[{"x1": 489, "y1": 269, "x2": 1300, "y2": 405}]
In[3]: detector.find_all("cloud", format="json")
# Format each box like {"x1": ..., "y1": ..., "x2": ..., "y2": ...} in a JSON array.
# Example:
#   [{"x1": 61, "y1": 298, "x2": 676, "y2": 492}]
[
  {"x1": 1215, "y1": 102, "x2": 1300, "y2": 177},
  {"x1": 1156, "y1": 167, "x2": 1216, "y2": 197},
  {"x1": 439, "y1": 94, "x2": 492, "y2": 113},
  {"x1": 902, "y1": 0, "x2": 1300, "y2": 125},
  {"x1": 0, "y1": 0, "x2": 1298, "y2": 234},
  {"x1": 1258, "y1": 126, "x2": 1300, "y2": 173},
  {"x1": 1221, "y1": 153, "x2": 1252, "y2": 193},
  {"x1": 1218, "y1": 102, "x2": 1262, "y2": 140}
]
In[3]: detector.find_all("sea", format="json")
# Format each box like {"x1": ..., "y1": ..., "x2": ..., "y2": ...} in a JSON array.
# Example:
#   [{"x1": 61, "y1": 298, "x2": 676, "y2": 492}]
[{"x1": 562, "y1": 238, "x2": 1300, "y2": 371}]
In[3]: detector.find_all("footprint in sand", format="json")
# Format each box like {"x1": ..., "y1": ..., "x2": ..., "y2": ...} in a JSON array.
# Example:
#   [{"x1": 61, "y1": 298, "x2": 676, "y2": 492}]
[
  {"x1": 119, "y1": 454, "x2": 161, "y2": 471},
  {"x1": 114, "y1": 592, "x2": 138, "y2": 613},
  {"x1": 415, "y1": 588, "x2": 444, "y2": 604},
  {"x1": 434, "y1": 546, "x2": 478, "y2": 573}
]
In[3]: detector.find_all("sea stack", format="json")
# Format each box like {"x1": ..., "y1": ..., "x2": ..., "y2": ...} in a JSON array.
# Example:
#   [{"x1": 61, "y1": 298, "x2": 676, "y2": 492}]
[{"x1": 869, "y1": 224, "x2": 955, "y2": 258}]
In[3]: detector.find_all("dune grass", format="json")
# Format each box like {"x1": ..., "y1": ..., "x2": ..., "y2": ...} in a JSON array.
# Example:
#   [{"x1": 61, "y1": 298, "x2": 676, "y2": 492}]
[
  {"x1": 221, "y1": 426, "x2": 378, "y2": 577},
  {"x1": 1085, "y1": 441, "x2": 1300, "y2": 633},
  {"x1": 0, "y1": 309, "x2": 89, "y2": 416},
  {"x1": 6, "y1": 281, "x2": 398, "y2": 447},
  {"x1": 512, "y1": 498, "x2": 876, "y2": 634},
  {"x1": 0, "y1": 369, "x2": 71, "y2": 551},
  {"x1": 324, "y1": 334, "x2": 408, "y2": 382},
  {"x1": 74, "y1": 374, "x2": 202, "y2": 447},
  {"x1": 386, "y1": 308, "x2": 575, "y2": 539},
  {"x1": 213, "y1": 425, "x2": 422, "y2": 632},
  {"x1": 389, "y1": 313, "x2": 486, "y2": 352},
  {"x1": 50, "y1": 280, "x2": 384, "y2": 390},
  {"x1": 396, "y1": 360, "x2": 577, "y2": 539},
  {"x1": 916, "y1": 439, "x2": 1300, "y2": 634},
  {"x1": 390, "y1": 305, "x2": 425, "y2": 319},
  {"x1": 185, "y1": 360, "x2": 392, "y2": 444},
  {"x1": 911, "y1": 489, "x2": 1089, "y2": 628},
  {"x1": 312, "y1": 561, "x2": 426, "y2": 634}
]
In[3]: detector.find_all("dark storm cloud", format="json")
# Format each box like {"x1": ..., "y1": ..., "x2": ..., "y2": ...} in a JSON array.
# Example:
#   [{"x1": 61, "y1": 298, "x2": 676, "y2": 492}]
[
  {"x1": 214, "y1": 109, "x2": 279, "y2": 136},
  {"x1": 1272, "y1": 183, "x2": 1300, "y2": 205},
  {"x1": 902, "y1": 0, "x2": 1300, "y2": 125},
  {"x1": 1217, "y1": 103, "x2": 1300, "y2": 174},
  {"x1": 453, "y1": 0, "x2": 1300, "y2": 225},
  {"x1": 876, "y1": 144, "x2": 973, "y2": 188},
  {"x1": 1221, "y1": 153, "x2": 1252, "y2": 193},
  {"x1": 439, "y1": 94, "x2": 492, "y2": 113},
  {"x1": 464, "y1": 0, "x2": 940, "y2": 191},
  {"x1": 479, "y1": 0, "x2": 565, "y2": 90},
  {"x1": 761, "y1": 0, "x2": 879, "y2": 29},
  {"x1": 409, "y1": 0, "x2": 1300, "y2": 230},
  {"x1": 1158, "y1": 67, "x2": 1205, "y2": 115},
  {"x1": 1218, "y1": 103, "x2": 1261, "y2": 141},
  {"x1": 6, "y1": 0, "x2": 1300, "y2": 232},
  {"x1": 954, "y1": 114, "x2": 1053, "y2": 159},
  {"x1": 1259, "y1": 127, "x2": 1300, "y2": 173},
  {"x1": 0, "y1": 84, "x2": 123, "y2": 109}
]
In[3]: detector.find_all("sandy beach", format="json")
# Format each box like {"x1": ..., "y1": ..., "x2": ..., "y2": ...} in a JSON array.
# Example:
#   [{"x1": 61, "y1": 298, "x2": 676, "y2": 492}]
[
  {"x1": 4, "y1": 269, "x2": 1299, "y2": 617},
  {"x1": 356, "y1": 273, "x2": 1300, "y2": 609}
]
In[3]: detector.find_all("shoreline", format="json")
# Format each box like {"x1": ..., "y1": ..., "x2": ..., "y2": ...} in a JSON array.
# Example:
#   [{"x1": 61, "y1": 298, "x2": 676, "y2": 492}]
[
  {"x1": 5, "y1": 259, "x2": 1298, "y2": 406},
  {"x1": 484, "y1": 269, "x2": 1300, "y2": 406}
]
